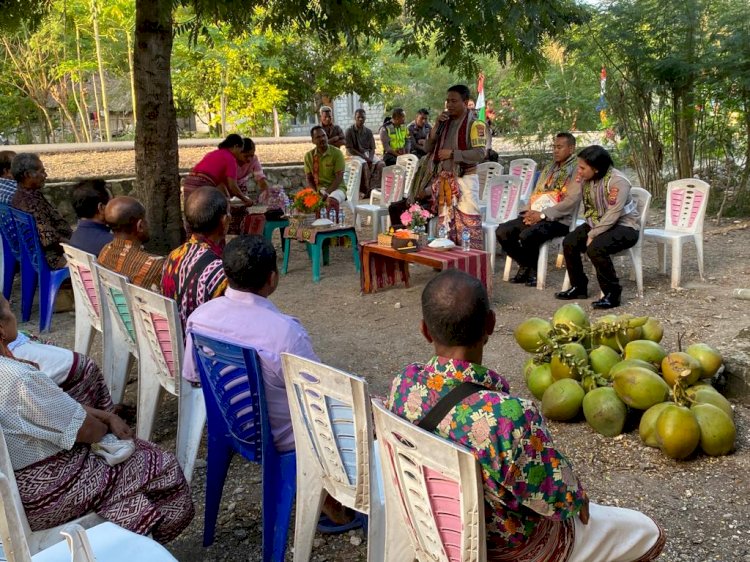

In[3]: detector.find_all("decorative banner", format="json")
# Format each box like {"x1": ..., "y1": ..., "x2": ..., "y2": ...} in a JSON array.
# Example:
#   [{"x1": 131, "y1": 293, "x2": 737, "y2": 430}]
[{"x1": 476, "y1": 72, "x2": 486, "y2": 122}]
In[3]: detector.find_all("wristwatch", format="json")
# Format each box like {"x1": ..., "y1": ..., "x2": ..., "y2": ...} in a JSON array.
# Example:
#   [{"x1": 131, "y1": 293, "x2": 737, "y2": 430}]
[{"x1": 539, "y1": 212, "x2": 546, "y2": 220}]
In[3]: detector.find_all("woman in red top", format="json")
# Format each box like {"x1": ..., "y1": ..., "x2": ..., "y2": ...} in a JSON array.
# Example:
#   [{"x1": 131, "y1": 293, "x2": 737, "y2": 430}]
[{"x1": 181, "y1": 134, "x2": 253, "y2": 207}]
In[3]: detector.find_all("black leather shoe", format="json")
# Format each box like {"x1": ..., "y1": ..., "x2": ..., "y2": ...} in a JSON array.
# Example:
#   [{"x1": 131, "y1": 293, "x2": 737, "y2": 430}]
[
  {"x1": 554, "y1": 286, "x2": 588, "y2": 300},
  {"x1": 592, "y1": 294, "x2": 621, "y2": 309},
  {"x1": 510, "y1": 267, "x2": 531, "y2": 284},
  {"x1": 525, "y1": 274, "x2": 537, "y2": 287}
]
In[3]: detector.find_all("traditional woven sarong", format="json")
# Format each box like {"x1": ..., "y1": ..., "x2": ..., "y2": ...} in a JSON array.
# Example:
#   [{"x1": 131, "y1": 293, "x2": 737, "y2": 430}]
[
  {"x1": 16, "y1": 438, "x2": 193, "y2": 543},
  {"x1": 431, "y1": 171, "x2": 484, "y2": 248},
  {"x1": 58, "y1": 352, "x2": 114, "y2": 412}
]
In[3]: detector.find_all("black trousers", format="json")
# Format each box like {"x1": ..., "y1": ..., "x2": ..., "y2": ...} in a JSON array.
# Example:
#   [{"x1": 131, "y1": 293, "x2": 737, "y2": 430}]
[
  {"x1": 495, "y1": 217, "x2": 569, "y2": 270},
  {"x1": 383, "y1": 153, "x2": 398, "y2": 166},
  {"x1": 563, "y1": 223, "x2": 639, "y2": 295}
]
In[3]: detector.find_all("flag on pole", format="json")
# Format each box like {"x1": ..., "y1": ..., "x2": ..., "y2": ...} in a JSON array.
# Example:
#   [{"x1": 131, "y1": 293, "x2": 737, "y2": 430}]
[{"x1": 476, "y1": 72, "x2": 486, "y2": 122}]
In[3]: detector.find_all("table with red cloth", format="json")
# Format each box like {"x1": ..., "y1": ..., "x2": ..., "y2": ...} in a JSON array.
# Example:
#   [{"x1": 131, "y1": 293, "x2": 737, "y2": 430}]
[{"x1": 359, "y1": 242, "x2": 492, "y2": 296}]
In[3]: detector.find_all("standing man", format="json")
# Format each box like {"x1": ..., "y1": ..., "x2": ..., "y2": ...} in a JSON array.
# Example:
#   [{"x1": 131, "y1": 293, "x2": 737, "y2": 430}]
[
  {"x1": 407, "y1": 109, "x2": 432, "y2": 158},
  {"x1": 380, "y1": 108, "x2": 410, "y2": 166},
  {"x1": 496, "y1": 132, "x2": 578, "y2": 286},
  {"x1": 344, "y1": 108, "x2": 384, "y2": 198},
  {"x1": 424, "y1": 85, "x2": 487, "y2": 248},
  {"x1": 304, "y1": 126, "x2": 347, "y2": 209},
  {"x1": 319, "y1": 106, "x2": 345, "y2": 149}
]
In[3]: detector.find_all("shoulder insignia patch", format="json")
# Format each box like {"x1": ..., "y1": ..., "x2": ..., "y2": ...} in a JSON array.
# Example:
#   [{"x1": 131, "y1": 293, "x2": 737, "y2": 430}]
[{"x1": 608, "y1": 186, "x2": 619, "y2": 206}]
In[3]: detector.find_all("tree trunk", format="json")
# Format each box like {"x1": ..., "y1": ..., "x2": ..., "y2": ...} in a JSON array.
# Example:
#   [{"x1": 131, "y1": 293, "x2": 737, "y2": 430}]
[
  {"x1": 126, "y1": 29, "x2": 137, "y2": 127},
  {"x1": 91, "y1": 0, "x2": 112, "y2": 141},
  {"x1": 133, "y1": 0, "x2": 181, "y2": 253},
  {"x1": 75, "y1": 24, "x2": 92, "y2": 142},
  {"x1": 273, "y1": 106, "x2": 280, "y2": 137},
  {"x1": 91, "y1": 74, "x2": 102, "y2": 141}
]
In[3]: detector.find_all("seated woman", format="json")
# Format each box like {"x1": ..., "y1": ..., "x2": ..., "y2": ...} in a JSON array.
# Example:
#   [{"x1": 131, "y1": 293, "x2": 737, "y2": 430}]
[
  {"x1": 182, "y1": 133, "x2": 253, "y2": 207},
  {"x1": 552, "y1": 145, "x2": 640, "y2": 309},
  {"x1": 0, "y1": 295, "x2": 194, "y2": 543}
]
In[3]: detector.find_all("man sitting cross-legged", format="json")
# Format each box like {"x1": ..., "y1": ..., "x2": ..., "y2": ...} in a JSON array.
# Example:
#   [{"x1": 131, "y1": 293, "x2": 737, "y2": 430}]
[
  {"x1": 182, "y1": 235, "x2": 363, "y2": 533},
  {"x1": 496, "y1": 132, "x2": 578, "y2": 287},
  {"x1": 98, "y1": 196, "x2": 164, "y2": 291},
  {"x1": 386, "y1": 270, "x2": 665, "y2": 562},
  {"x1": 162, "y1": 186, "x2": 229, "y2": 330}
]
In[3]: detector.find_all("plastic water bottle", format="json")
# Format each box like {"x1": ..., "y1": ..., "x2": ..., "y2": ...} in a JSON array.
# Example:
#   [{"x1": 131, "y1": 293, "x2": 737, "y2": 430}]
[
  {"x1": 461, "y1": 229, "x2": 471, "y2": 251},
  {"x1": 320, "y1": 207, "x2": 328, "y2": 221},
  {"x1": 438, "y1": 224, "x2": 447, "y2": 239},
  {"x1": 338, "y1": 209, "x2": 345, "y2": 226}
]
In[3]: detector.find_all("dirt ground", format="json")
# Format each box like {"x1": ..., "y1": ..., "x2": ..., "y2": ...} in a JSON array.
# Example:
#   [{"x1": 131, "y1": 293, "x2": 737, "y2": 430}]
[{"x1": 13, "y1": 204, "x2": 749, "y2": 562}]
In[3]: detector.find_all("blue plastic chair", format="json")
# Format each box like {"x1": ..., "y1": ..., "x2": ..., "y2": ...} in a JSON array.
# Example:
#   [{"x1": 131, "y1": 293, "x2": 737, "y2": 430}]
[
  {"x1": 0, "y1": 204, "x2": 27, "y2": 302},
  {"x1": 190, "y1": 332, "x2": 296, "y2": 560},
  {"x1": 9, "y1": 208, "x2": 70, "y2": 332}
]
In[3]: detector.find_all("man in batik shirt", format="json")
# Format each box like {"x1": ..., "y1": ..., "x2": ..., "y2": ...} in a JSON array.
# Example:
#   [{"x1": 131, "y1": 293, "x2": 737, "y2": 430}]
[
  {"x1": 162, "y1": 187, "x2": 229, "y2": 330},
  {"x1": 496, "y1": 132, "x2": 578, "y2": 286},
  {"x1": 424, "y1": 85, "x2": 487, "y2": 248},
  {"x1": 386, "y1": 270, "x2": 665, "y2": 562}
]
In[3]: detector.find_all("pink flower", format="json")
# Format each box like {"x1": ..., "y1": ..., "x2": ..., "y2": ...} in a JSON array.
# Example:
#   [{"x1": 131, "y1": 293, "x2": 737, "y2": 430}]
[
  {"x1": 400, "y1": 211, "x2": 412, "y2": 225},
  {"x1": 420, "y1": 209, "x2": 431, "y2": 219}
]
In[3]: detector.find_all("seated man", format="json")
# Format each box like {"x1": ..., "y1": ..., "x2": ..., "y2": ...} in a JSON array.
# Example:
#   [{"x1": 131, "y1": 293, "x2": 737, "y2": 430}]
[
  {"x1": 380, "y1": 107, "x2": 410, "y2": 166},
  {"x1": 98, "y1": 196, "x2": 164, "y2": 291},
  {"x1": 0, "y1": 150, "x2": 17, "y2": 204},
  {"x1": 69, "y1": 179, "x2": 114, "y2": 256},
  {"x1": 0, "y1": 294, "x2": 193, "y2": 543},
  {"x1": 162, "y1": 186, "x2": 229, "y2": 330},
  {"x1": 319, "y1": 106, "x2": 346, "y2": 149},
  {"x1": 10, "y1": 153, "x2": 72, "y2": 269},
  {"x1": 304, "y1": 125, "x2": 346, "y2": 209},
  {"x1": 407, "y1": 109, "x2": 431, "y2": 158},
  {"x1": 344, "y1": 108, "x2": 384, "y2": 198},
  {"x1": 183, "y1": 235, "x2": 359, "y2": 531},
  {"x1": 496, "y1": 132, "x2": 578, "y2": 287},
  {"x1": 386, "y1": 270, "x2": 665, "y2": 562}
]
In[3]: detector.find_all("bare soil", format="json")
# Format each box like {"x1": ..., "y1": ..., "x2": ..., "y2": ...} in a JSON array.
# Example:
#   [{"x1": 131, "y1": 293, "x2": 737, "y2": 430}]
[{"x1": 15, "y1": 147, "x2": 750, "y2": 561}]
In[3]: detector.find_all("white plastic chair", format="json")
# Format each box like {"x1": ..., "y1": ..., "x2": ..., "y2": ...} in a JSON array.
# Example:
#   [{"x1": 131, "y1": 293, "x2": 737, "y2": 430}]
[
  {"x1": 342, "y1": 158, "x2": 364, "y2": 219},
  {"x1": 371, "y1": 400, "x2": 486, "y2": 562},
  {"x1": 562, "y1": 187, "x2": 652, "y2": 297},
  {"x1": 481, "y1": 176, "x2": 522, "y2": 271},
  {"x1": 355, "y1": 165, "x2": 406, "y2": 239},
  {"x1": 532, "y1": 205, "x2": 580, "y2": 291},
  {"x1": 476, "y1": 162, "x2": 504, "y2": 219},
  {"x1": 644, "y1": 178, "x2": 710, "y2": 288},
  {"x1": 125, "y1": 283, "x2": 206, "y2": 482},
  {"x1": 281, "y1": 353, "x2": 384, "y2": 562},
  {"x1": 396, "y1": 154, "x2": 419, "y2": 198},
  {"x1": 0, "y1": 430, "x2": 104, "y2": 558},
  {"x1": 94, "y1": 265, "x2": 139, "y2": 404},
  {"x1": 60, "y1": 245, "x2": 101, "y2": 356},
  {"x1": 509, "y1": 158, "x2": 538, "y2": 203}
]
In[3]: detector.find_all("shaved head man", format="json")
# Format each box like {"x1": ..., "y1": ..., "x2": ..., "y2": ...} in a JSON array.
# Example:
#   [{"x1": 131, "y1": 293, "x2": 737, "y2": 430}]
[{"x1": 98, "y1": 196, "x2": 165, "y2": 290}]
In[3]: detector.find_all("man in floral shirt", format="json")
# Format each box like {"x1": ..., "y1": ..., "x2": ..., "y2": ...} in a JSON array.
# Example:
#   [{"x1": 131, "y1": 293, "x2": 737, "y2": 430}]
[{"x1": 386, "y1": 270, "x2": 665, "y2": 562}]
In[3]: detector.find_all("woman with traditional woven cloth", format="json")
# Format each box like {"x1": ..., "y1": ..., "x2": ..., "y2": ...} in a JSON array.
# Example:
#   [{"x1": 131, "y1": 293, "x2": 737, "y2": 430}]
[
  {"x1": 0, "y1": 295, "x2": 194, "y2": 543},
  {"x1": 553, "y1": 145, "x2": 640, "y2": 309}
]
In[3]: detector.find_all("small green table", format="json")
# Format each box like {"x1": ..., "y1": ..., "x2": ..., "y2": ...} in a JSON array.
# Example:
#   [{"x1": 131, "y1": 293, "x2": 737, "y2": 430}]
[{"x1": 282, "y1": 226, "x2": 360, "y2": 283}]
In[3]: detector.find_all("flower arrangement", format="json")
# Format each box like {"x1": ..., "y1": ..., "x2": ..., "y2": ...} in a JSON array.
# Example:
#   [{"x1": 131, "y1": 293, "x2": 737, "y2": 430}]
[
  {"x1": 292, "y1": 187, "x2": 325, "y2": 214},
  {"x1": 400, "y1": 203, "x2": 433, "y2": 229}
]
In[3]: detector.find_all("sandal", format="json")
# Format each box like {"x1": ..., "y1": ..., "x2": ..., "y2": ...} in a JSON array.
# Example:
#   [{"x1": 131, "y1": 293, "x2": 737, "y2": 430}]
[{"x1": 316, "y1": 512, "x2": 367, "y2": 535}]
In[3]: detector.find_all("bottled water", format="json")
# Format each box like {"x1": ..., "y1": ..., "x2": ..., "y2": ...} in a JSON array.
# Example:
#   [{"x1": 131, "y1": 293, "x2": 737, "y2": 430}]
[
  {"x1": 320, "y1": 207, "x2": 328, "y2": 221},
  {"x1": 338, "y1": 209, "x2": 345, "y2": 226},
  {"x1": 461, "y1": 229, "x2": 471, "y2": 251},
  {"x1": 438, "y1": 224, "x2": 447, "y2": 239}
]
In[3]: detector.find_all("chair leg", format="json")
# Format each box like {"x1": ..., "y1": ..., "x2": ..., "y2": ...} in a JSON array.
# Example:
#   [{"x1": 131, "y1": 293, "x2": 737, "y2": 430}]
[
  {"x1": 74, "y1": 320, "x2": 96, "y2": 356},
  {"x1": 176, "y1": 379, "x2": 207, "y2": 483},
  {"x1": 486, "y1": 236, "x2": 496, "y2": 272},
  {"x1": 350, "y1": 233, "x2": 361, "y2": 272},
  {"x1": 670, "y1": 240, "x2": 683, "y2": 289},
  {"x1": 262, "y1": 452, "x2": 296, "y2": 562},
  {"x1": 1, "y1": 257, "x2": 15, "y2": 301},
  {"x1": 311, "y1": 243, "x2": 322, "y2": 283},
  {"x1": 367, "y1": 444, "x2": 386, "y2": 562},
  {"x1": 39, "y1": 273, "x2": 61, "y2": 333},
  {"x1": 631, "y1": 247, "x2": 644, "y2": 298},
  {"x1": 536, "y1": 243, "x2": 549, "y2": 291},
  {"x1": 695, "y1": 236, "x2": 705, "y2": 280},
  {"x1": 281, "y1": 238, "x2": 291, "y2": 275},
  {"x1": 203, "y1": 438, "x2": 235, "y2": 547},
  {"x1": 291, "y1": 461, "x2": 326, "y2": 562},
  {"x1": 135, "y1": 368, "x2": 164, "y2": 441},
  {"x1": 370, "y1": 215, "x2": 379, "y2": 241},
  {"x1": 103, "y1": 338, "x2": 132, "y2": 405},
  {"x1": 20, "y1": 263, "x2": 37, "y2": 322},
  {"x1": 562, "y1": 271, "x2": 571, "y2": 292},
  {"x1": 657, "y1": 243, "x2": 666, "y2": 274}
]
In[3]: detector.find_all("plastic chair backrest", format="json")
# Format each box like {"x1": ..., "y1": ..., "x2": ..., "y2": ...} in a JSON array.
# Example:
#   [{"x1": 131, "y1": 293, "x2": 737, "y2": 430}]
[
  {"x1": 61, "y1": 244, "x2": 101, "y2": 327},
  {"x1": 126, "y1": 283, "x2": 183, "y2": 396},
  {"x1": 381, "y1": 165, "x2": 407, "y2": 205},
  {"x1": 190, "y1": 332, "x2": 270, "y2": 463},
  {"x1": 344, "y1": 159, "x2": 363, "y2": 202},
  {"x1": 509, "y1": 158, "x2": 538, "y2": 202},
  {"x1": 0, "y1": 471, "x2": 34, "y2": 562},
  {"x1": 0, "y1": 430, "x2": 34, "y2": 560},
  {"x1": 663, "y1": 178, "x2": 709, "y2": 234},
  {"x1": 629, "y1": 187, "x2": 652, "y2": 241},
  {"x1": 476, "y1": 162, "x2": 503, "y2": 201},
  {"x1": 396, "y1": 154, "x2": 419, "y2": 197},
  {"x1": 95, "y1": 265, "x2": 138, "y2": 355},
  {"x1": 484, "y1": 175, "x2": 522, "y2": 224},
  {"x1": 0, "y1": 205, "x2": 23, "y2": 263},
  {"x1": 281, "y1": 353, "x2": 374, "y2": 510},
  {"x1": 9, "y1": 209, "x2": 45, "y2": 273},
  {"x1": 371, "y1": 401, "x2": 486, "y2": 562}
]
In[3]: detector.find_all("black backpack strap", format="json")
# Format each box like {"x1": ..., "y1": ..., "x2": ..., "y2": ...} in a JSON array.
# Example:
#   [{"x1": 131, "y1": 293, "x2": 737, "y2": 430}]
[{"x1": 417, "y1": 382, "x2": 486, "y2": 432}]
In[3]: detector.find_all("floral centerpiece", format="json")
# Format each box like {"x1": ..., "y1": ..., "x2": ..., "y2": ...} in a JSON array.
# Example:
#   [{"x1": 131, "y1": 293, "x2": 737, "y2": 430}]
[
  {"x1": 292, "y1": 187, "x2": 326, "y2": 215},
  {"x1": 400, "y1": 203, "x2": 433, "y2": 232}
]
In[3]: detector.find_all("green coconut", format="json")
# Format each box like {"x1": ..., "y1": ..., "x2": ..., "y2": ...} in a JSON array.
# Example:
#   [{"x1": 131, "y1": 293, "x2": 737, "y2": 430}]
[
  {"x1": 542, "y1": 379, "x2": 585, "y2": 421},
  {"x1": 582, "y1": 387, "x2": 628, "y2": 437}
]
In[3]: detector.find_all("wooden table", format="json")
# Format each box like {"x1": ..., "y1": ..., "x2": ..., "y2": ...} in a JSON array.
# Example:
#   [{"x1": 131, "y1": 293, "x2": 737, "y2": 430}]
[{"x1": 360, "y1": 242, "x2": 492, "y2": 295}]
